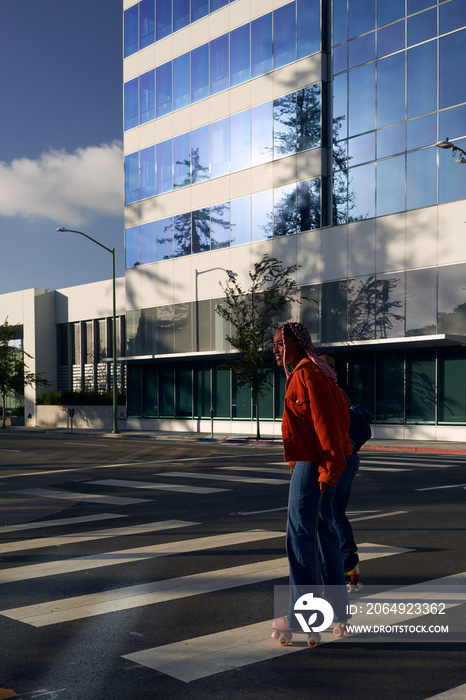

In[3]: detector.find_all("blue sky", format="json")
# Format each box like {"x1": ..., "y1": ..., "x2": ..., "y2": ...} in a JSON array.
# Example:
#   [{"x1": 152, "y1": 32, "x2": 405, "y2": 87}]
[{"x1": 0, "y1": 0, "x2": 125, "y2": 294}]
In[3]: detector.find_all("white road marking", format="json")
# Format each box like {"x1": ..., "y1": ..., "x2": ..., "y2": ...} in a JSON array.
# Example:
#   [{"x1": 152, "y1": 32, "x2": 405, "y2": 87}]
[
  {"x1": 0, "y1": 462, "x2": 151, "y2": 480},
  {"x1": 359, "y1": 466, "x2": 408, "y2": 472},
  {"x1": 361, "y1": 460, "x2": 455, "y2": 469},
  {"x1": 0, "y1": 543, "x2": 412, "y2": 627},
  {"x1": 161, "y1": 471, "x2": 289, "y2": 485},
  {"x1": 89, "y1": 478, "x2": 228, "y2": 494},
  {"x1": 416, "y1": 483, "x2": 466, "y2": 492},
  {"x1": 0, "y1": 448, "x2": 21, "y2": 452},
  {"x1": 62, "y1": 443, "x2": 112, "y2": 448},
  {"x1": 349, "y1": 511, "x2": 408, "y2": 523},
  {"x1": 423, "y1": 684, "x2": 466, "y2": 700},
  {"x1": 122, "y1": 571, "x2": 464, "y2": 683},
  {"x1": 0, "y1": 520, "x2": 198, "y2": 554},
  {"x1": 231, "y1": 507, "x2": 288, "y2": 515},
  {"x1": 0, "y1": 529, "x2": 284, "y2": 585},
  {"x1": 0, "y1": 513, "x2": 126, "y2": 535},
  {"x1": 217, "y1": 467, "x2": 289, "y2": 476},
  {"x1": 15, "y1": 487, "x2": 151, "y2": 506}
]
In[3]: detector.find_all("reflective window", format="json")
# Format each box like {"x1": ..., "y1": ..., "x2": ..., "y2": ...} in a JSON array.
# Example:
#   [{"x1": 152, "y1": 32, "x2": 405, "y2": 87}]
[
  {"x1": 273, "y1": 2, "x2": 296, "y2": 69},
  {"x1": 333, "y1": 169, "x2": 349, "y2": 225},
  {"x1": 297, "y1": 85, "x2": 321, "y2": 151},
  {"x1": 408, "y1": 8, "x2": 436, "y2": 47},
  {"x1": 377, "y1": 20, "x2": 405, "y2": 57},
  {"x1": 124, "y1": 78, "x2": 139, "y2": 131},
  {"x1": 252, "y1": 190, "x2": 273, "y2": 241},
  {"x1": 211, "y1": 0, "x2": 229, "y2": 11},
  {"x1": 376, "y1": 350, "x2": 404, "y2": 423},
  {"x1": 251, "y1": 13, "x2": 273, "y2": 78},
  {"x1": 333, "y1": 73, "x2": 348, "y2": 142},
  {"x1": 407, "y1": 147, "x2": 437, "y2": 209},
  {"x1": 333, "y1": 0, "x2": 347, "y2": 45},
  {"x1": 140, "y1": 70, "x2": 155, "y2": 124},
  {"x1": 159, "y1": 364, "x2": 175, "y2": 409},
  {"x1": 211, "y1": 202, "x2": 230, "y2": 249},
  {"x1": 126, "y1": 226, "x2": 140, "y2": 268},
  {"x1": 348, "y1": 162, "x2": 375, "y2": 220},
  {"x1": 156, "y1": 139, "x2": 173, "y2": 194},
  {"x1": 349, "y1": 0, "x2": 375, "y2": 39},
  {"x1": 440, "y1": 0, "x2": 466, "y2": 35},
  {"x1": 230, "y1": 24, "x2": 250, "y2": 86},
  {"x1": 322, "y1": 281, "x2": 347, "y2": 343},
  {"x1": 157, "y1": 217, "x2": 174, "y2": 260},
  {"x1": 377, "y1": 0, "x2": 405, "y2": 28},
  {"x1": 210, "y1": 34, "x2": 229, "y2": 95},
  {"x1": 274, "y1": 93, "x2": 296, "y2": 158},
  {"x1": 210, "y1": 118, "x2": 229, "y2": 178},
  {"x1": 408, "y1": 0, "x2": 435, "y2": 14},
  {"x1": 407, "y1": 114, "x2": 436, "y2": 150},
  {"x1": 191, "y1": 125, "x2": 210, "y2": 182},
  {"x1": 156, "y1": 0, "x2": 172, "y2": 41},
  {"x1": 173, "y1": 53, "x2": 190, "y2": 110},
  {"x1": 173, "y1": 133, "x2": 191, "y2": 189},
  {"x1": 156, "y1": 62, "x2": 172, "y2": 117},
  {"x1": 176, "y1": 365, "x2": 193, "y2": 412},
  {"x1": 191, "y1": 0, "x2": 208, "y2": 23},
  {"x1": 377, "y1": 53, "x2": 405, "y2": 128},
  {"x1": 297, "y1": 179, "x2": 320, "y2": 231},
  {"x1": 140, "y1": 0, "x2": 155, "y2": 49},
  {"x1": 230, "y1": 110, "x2": 251, "y2": 171},
  {"x1": 407, "y1": 41, "x2": 437, "y2": 119},
  {"x1": 406, "y1": 268, "x2": 437, "y2": 336},
  {"x1": 300, "y1": 284, "x2": 321, "y2": 343},
  {"x1": 174, "y1": 212, "x2": 192, "y2": 257},
  {"x1": 439, "y1": 29, "x2": 466, "y2": 109},
  {"x1": 406, "y1": 349, "x2": 436, "y2": 424},
  {"x1": 191, "y1": 44, "x2": 209, "y2": 103},
  {"x1": 439, "y1": 104, "x2": 466, "y2": 141},
  {"x1": 251, "y1": 102, "x2": 273, "y2": 166},
  {"x1": 230, "y1": 196, "x2": 251, "y2": 246},
  {"x1": 376, "y1": 273, "x2": 405, "y2": 338},
  {"x1": 140, "y1": 145, "x2": 156, "y2": 199},
  {"x1": 274, "y1": 184, "x2": 297, "y2": 237},
  {"x1": 348, "y1": 276, "x2": 376, "y2": 340},
  {"x1": 124, "y1": 4, "x2": 139, "y2": 57},
  {"x1": 438, "y1": 347, "x2": 466, "y2": 424},
  {"x1": 438, "y1": 263, "x2": 466, "y2": 334},
  {"x1": 348, "y1": 33, "x2": 375, "y2": 69},
  {"x1": 192, "y1": 208, "x2": 211, "y2": 253},
  {"x1": 348, "y1": 352, "x2": 375, "y2": 412},
  {"x1": 439, "y1": 137, "x2": 466, "y2": 204},
  {"x1": 377, "y1": 123, "x2": 405, "y2": 158},
  {"x1": 173, "y1": 0, "x2": 190, "y2": 32},
  {"x1": 297, "y1": 0, "x2": 320, "y2": 58},
  {"x1": 333, "y1": 44, "x2": 348, "y2": 74},
  {"x1": 141, "y1": 221, "x2": 157, "y2": 264},
  {"x1": 125, "y1": 153, "x2": 140, "y2": 204},
  {"x1": 348, "y1": 63, "x2": 375, "y2": 136},
  {"x1": 348, "y1": 132, "x2": 375, "y2": 166},
  {"x1": 376, "y1": 154, "x2": 405, "y2": 216}
]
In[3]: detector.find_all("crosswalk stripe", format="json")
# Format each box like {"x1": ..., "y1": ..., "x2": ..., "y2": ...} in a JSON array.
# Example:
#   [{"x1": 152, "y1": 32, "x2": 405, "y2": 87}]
[
  {"x1": 161, "y1": 471, "x2": 289, "y2": 485},
  {"x1": 88, "y1": 479, "x2": 228, "y2": 494},
  {"x1": 15, "y1": 487, "x2": 151, "y2": 505},
  {"x1": 0, "y1": 530, "x2": 284, "y2": 585},
  {"x1": 349, "y1": 511, "x2": 408, "y2": 522},
  {"x1": 0, "y1": 513, "x2": 126, "y2": 535},
  {"x1": 217, "y1": 467, "x2": 289, "y2": 476},
  {"x1": 0, "y1": 543, "x2": 412, "y2": 627},
  {"x1": 122, "y1": 571, "x2": 464, "y2": 683},
  {"x1": 359, "y1": 467, "x2": 408, "y2": 472},
  {"x1": 416, "y1": 483, "x2": 466, "y2": 492},
  {"x1": 423, "y1": 684, "x2": 466, "y2": 700},
  {"x1": 0, "y1": 520, "x2": 198, "y2": 555}
]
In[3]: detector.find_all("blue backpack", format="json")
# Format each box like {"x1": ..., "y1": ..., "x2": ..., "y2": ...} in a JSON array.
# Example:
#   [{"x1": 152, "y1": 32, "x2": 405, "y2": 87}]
[{"x1": 349, "y1": 405, "x2": 372, "y2": 452}]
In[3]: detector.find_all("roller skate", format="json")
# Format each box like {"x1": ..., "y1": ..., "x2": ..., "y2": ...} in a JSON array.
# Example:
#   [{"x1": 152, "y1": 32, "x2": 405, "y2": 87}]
[
  {"x1": 345, "y1": 564, "x2": 363, "y2": 593},
  {"x1": 271, "y1": 616, "x2": 321, "y2": 648}
]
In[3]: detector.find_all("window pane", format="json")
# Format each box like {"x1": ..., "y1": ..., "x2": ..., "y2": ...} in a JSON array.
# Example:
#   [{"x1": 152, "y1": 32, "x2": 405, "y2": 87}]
[
  {"x1": 376, "y1": 155, "x2": 405, "y2": 216},
  {"x1": 173, "y1": 132, "x2": 191, "y2": 188},
  {"x1": 273, "y1": 2, "x2": 296, "y2": 69},
  {"x1": 173, "y1": 52, "x2": 190, "y2": 110},
  {"x1": 332, "y1": 169, "x2": 349, "y2": 225},
  {"x1": 156, "y1": 139, "x2": 173, "y2": 194},
  {"x1": 377, "y1": 20, "x2": 405, "y2": 57},
  {"x1": 124, "y1": 78, "x2": 139, "y2": 130},
  {"x1": 157, "y1": 217, "x2": 174, "y2": 260},
  {"x1": 297, "y1": 0, "x2": 320, "y2": 58},
  {"x1": 408, "y1": 0, "x2": 435, "y2": 14},
  {"x1": 333, "y1": 73, "x2": 348, "y2": 142},
  {"x1": 252, "y1": 190, "x2": 273, "y2": 241},
  {"x1": 156, "y1": 61, "x2": 172, "y2": 117},
  {"x1": 274, "y1": 92, "x2": 296, "y2": 158},
  {"x1": 140, "y1": 145, "x2": 156, "y2": 198},
  {"x1": 439, "y1": 104, "x2": 466, "y2": 141},
  {"x1": 375, "y1": 273, "x2": 405, "y2": 338},
  {"x1": 300, "y1": 284, "x2": 321, "y2": 343},
  {"x1": 378, "y1": 0, "x2": 405, "y2": 27},
  {"x1": 439, "y1": 137, "x2": 466, "y2": 204},
  {"x1": 141, "y1": 221, "x2": 157, "y2": 264},
  {"x1": 191, "y1": 0, "x2": 208, "y2": 22},
  {"x1": 140, "y1": 0, "x2": 155, "y2": 49},
  {"x1": 251, "y1": 101, "x2": 273, "y2": 165},
  {"x1": 439, "y1": 29, "x2": 466, "y2": 110},
  {"x1": 438, "y1": 347, "x2": 466, "y2": 424},
  {"x1": 124, "y1": 4, "x2": 139, "y2": 57},
  {"x1": 211, "y1": 0, "x2": 229, "y2": 11},
  {"x1": 406, "y1": 268, "x2": 437, "y2": 336},
  {"x1": 230, "y1": 24, "x2": 250, "y2": 86},
  {"x1": 156, "y1": 0, "x2": 172, "y2": 40},
  {"x1": 349, "y1": 62, "x2": 375, "y2": 136},
  {"x1": 230, "y1": 110, "x2": 251, "y2": 171},
  {"x1": 297, "y1": 178, "x2": 320, "y2": 231},
  {"x1": 406, "y1": 349, "x2": 436, "y2": 423},
  {"x1": 348, "y1": 33, "x2": 375, "y2": 69},
  {"x1": 348, "y1": 162, "x2": 375, "y2": 220},
  {"x1": 322, "y1": 281, "x2": 347, "y2": 343},
  {"x1": 194, "y1": 360, "x2": 211, "y2": 415},
  {"x1": 348, "y1": 132, "x2": 375, "y2": 166},
  {"x1": 349, "y1": 0, "x2": 375, "y2": 39},
  {"x1": 333, "y1": 0, "x2": 347, "y2": 44},
  {"x1": 251, "y1": 13, "x2": 273, "y2": 78},
  {"x1": 173, "y1": 0, "x2": 190, "y2": 32},
  {"x1": 140, "y1": 70, "x2": 155, "y2": 124},
  {"x1": 348, "y1": 351, "x2": 375, "y2": 412},
  {"x1": 210, "y1": 117, "x2": 230, "y2": 178},
  {"x1": 210, "y1": 34, "x2": 229, "y2": 95},
  {"x1": 407, "y1": 114, "x2": 436, "y2": 150},
  {"x1": 176, "y1": 367, "x2": 193, "y2": 416},
  {"x1": 297, "y1": 84, "x2": 321, "y2": 151},
  {"x1": 125, "y1": 152, "x2": 139, "y2": 204},
  {"x1": 232, "y1": 377, "x2": 251, "y2": 419},
  {"x1": 377, "y1": 123, "x2": 405, "y2": 158},
  {"x1": 407, "y1": 147, "x2": 436, "y2": 210},
  {"x1": 230, "y1": 196, "x2": 251, "y2": 246},
  {"x1": 192, "y1": 208, "x2": 211, "y2": 253},
  {"x1": 159, "y1": 364, "x2": 175, "y2": 414},
  {"x1": 408, "y1": 8, "x2": 436, "y2": 47},
  {"x1": 348, "y1": 275, "x2": 376, "y2": 340},
  {"x1": 143, "y1": 366, "x2": 158, "y2": 416},
  {"x1": 191, "y1": 125, "x2": 210, "y2": 182},
  {"x1": 438, "y1": 263, "x2": 466, "y2": 334},
  {"x1": 376, "y1": 350, "x2": 404, "y2": 423},
  {"x1": 125, "y1": 226, "x2": 140, "y2": 267},
  {"x1": 407, "y1": 41, "x2": 437, "y2": 119},
  {"x1": 211, "y1": 202, "x2": 230, "y2": 249},
  {"x1": 440, "y1": 0, "x2": 466, "y2": 35},
  {"x1": 377, "y1": 53, "x2": 405, "y2": 128},
  {"x1": 174, "y1": 212, "x2": 192, "y2": 256},
  {"x1": 214, "y1": 365, "x2": 230, "y2": 418},
  {"x1": 191, "y1": 44, "x2": 209, "y2": 102},
  {"x1": 333, "y1": 43, "x2": 348, "y2": 73},
  {"x1": 274, "y1": 183, "x2": 297, "y2": 237}
]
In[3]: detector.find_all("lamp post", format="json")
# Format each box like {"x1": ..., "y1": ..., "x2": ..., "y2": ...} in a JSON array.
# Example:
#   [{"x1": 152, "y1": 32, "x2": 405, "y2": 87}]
[
  {"x1": 57, "y1": 227, "x2": 119, "y2": 434},
  {"x1": 436, "y1": 137, "x2": 466, "y2": 164}
]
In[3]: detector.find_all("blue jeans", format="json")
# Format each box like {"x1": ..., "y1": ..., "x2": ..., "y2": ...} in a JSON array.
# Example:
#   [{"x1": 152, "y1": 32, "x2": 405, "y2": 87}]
[
  {"x1": 333, "y1": 453, "x2": 360, "y2": 572},
  {"x1": 287, "y1": 461, "x2": 349, "y2": 626}
]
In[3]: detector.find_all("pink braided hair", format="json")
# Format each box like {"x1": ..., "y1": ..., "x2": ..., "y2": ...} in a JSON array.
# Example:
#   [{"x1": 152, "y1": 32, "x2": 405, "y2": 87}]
[{"x1": 278, "y1": 322, "x2": 338, "y2": 383}]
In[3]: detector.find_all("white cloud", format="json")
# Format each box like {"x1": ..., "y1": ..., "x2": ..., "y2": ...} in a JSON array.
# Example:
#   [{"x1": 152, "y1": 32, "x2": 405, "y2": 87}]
[{"x1": 0, "y1": 142, "x2": 124, "y2": 226}]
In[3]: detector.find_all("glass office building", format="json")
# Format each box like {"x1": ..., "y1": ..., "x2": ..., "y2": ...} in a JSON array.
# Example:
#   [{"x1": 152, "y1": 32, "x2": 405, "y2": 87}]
[{"x1": 123, "y1": 0, "x2": 466, "y2": 438}]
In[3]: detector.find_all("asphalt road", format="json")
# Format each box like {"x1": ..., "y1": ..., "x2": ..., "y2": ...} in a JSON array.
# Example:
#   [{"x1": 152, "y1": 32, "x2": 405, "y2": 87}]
[{"x1": 0, "y1": 433, "x2": 464, "y2": 700}]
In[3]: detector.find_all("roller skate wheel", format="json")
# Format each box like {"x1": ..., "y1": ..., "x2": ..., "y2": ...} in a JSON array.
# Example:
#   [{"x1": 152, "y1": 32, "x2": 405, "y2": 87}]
[
  {"x1": 346, "y1": 582, "x2": 352, "y2": 593},
  {"x1": 353, "y1": 582, "x2": 363, "y2": 592},
  {"x1": 333, "y1": 624, "x2": 346, "y2": 638},
  {"x1": 278, "y1": 634, "x2": 291, "y2": 646},
  {"x1": 307, "y1": 633, "x2": 321, "y2": 648},
  {"x1": 271, "y1": 630, "x2": 280, "y2": 640}
]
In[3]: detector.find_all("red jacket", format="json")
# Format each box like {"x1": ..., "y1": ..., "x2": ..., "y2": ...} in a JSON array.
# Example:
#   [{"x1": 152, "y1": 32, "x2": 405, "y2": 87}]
[{"x1": 281, "y1": 358, "x2": 352, "y2": 486}]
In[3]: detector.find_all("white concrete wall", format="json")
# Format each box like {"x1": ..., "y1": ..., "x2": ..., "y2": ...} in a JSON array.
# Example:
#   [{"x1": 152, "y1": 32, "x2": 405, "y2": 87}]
[{"x1": 36, "y1": 405, "x2": 127, "y2": 430}]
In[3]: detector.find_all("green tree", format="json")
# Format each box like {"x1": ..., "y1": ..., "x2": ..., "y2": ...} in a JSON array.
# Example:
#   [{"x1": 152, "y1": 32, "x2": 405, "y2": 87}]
[
  {"x1": 216, "y1": 255, "x2": 299, "y2": 439},
  {"x1": 0, "y1": 319, "x2": 50, "y2": 428}
]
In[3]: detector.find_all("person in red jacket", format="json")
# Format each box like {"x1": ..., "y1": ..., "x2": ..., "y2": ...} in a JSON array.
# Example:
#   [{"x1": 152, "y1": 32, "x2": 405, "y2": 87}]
[{"x1": 273, "y1": 322, "x2": 353, "y2": 633}]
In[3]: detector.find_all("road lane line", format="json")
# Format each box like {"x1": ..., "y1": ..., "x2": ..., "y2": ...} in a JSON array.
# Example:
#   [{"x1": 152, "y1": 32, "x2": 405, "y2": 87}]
[
  {"x1": 217, "y1": 467, "x2": 289, "y2": 476},
  {"x1": 423, "y1": 684, "x2": 466, "y2": 700},
  {"x1": 15, "y1": 487, "x2": 151, "y2": 506},
  {"x1": 349, "y1": 511, "x2": 408, "y2": 523},
  {"x1": 89, "y1": 479, "x2": 228, "y2": 494},
  {"x1": 416, "y1": 483, "x2": 466, "y2": 491},
  {"x1": 359, "y1": 467, "x2": 408, "y2": 472},
  {"x1": 161, "y1": 471, "x2": 289, "y2": 485},
  {"x1": 0, "y1": 514, "x2": 126, "y2": 535}
]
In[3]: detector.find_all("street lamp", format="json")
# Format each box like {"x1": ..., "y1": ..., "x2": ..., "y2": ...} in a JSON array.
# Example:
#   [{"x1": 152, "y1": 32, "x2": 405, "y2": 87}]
[
  {"x1": 56, "y1": 227, "x2": 119, "y2": 434},
  {"x1": 436, "y1": 137, "x2": 466, "y2": 164}
]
